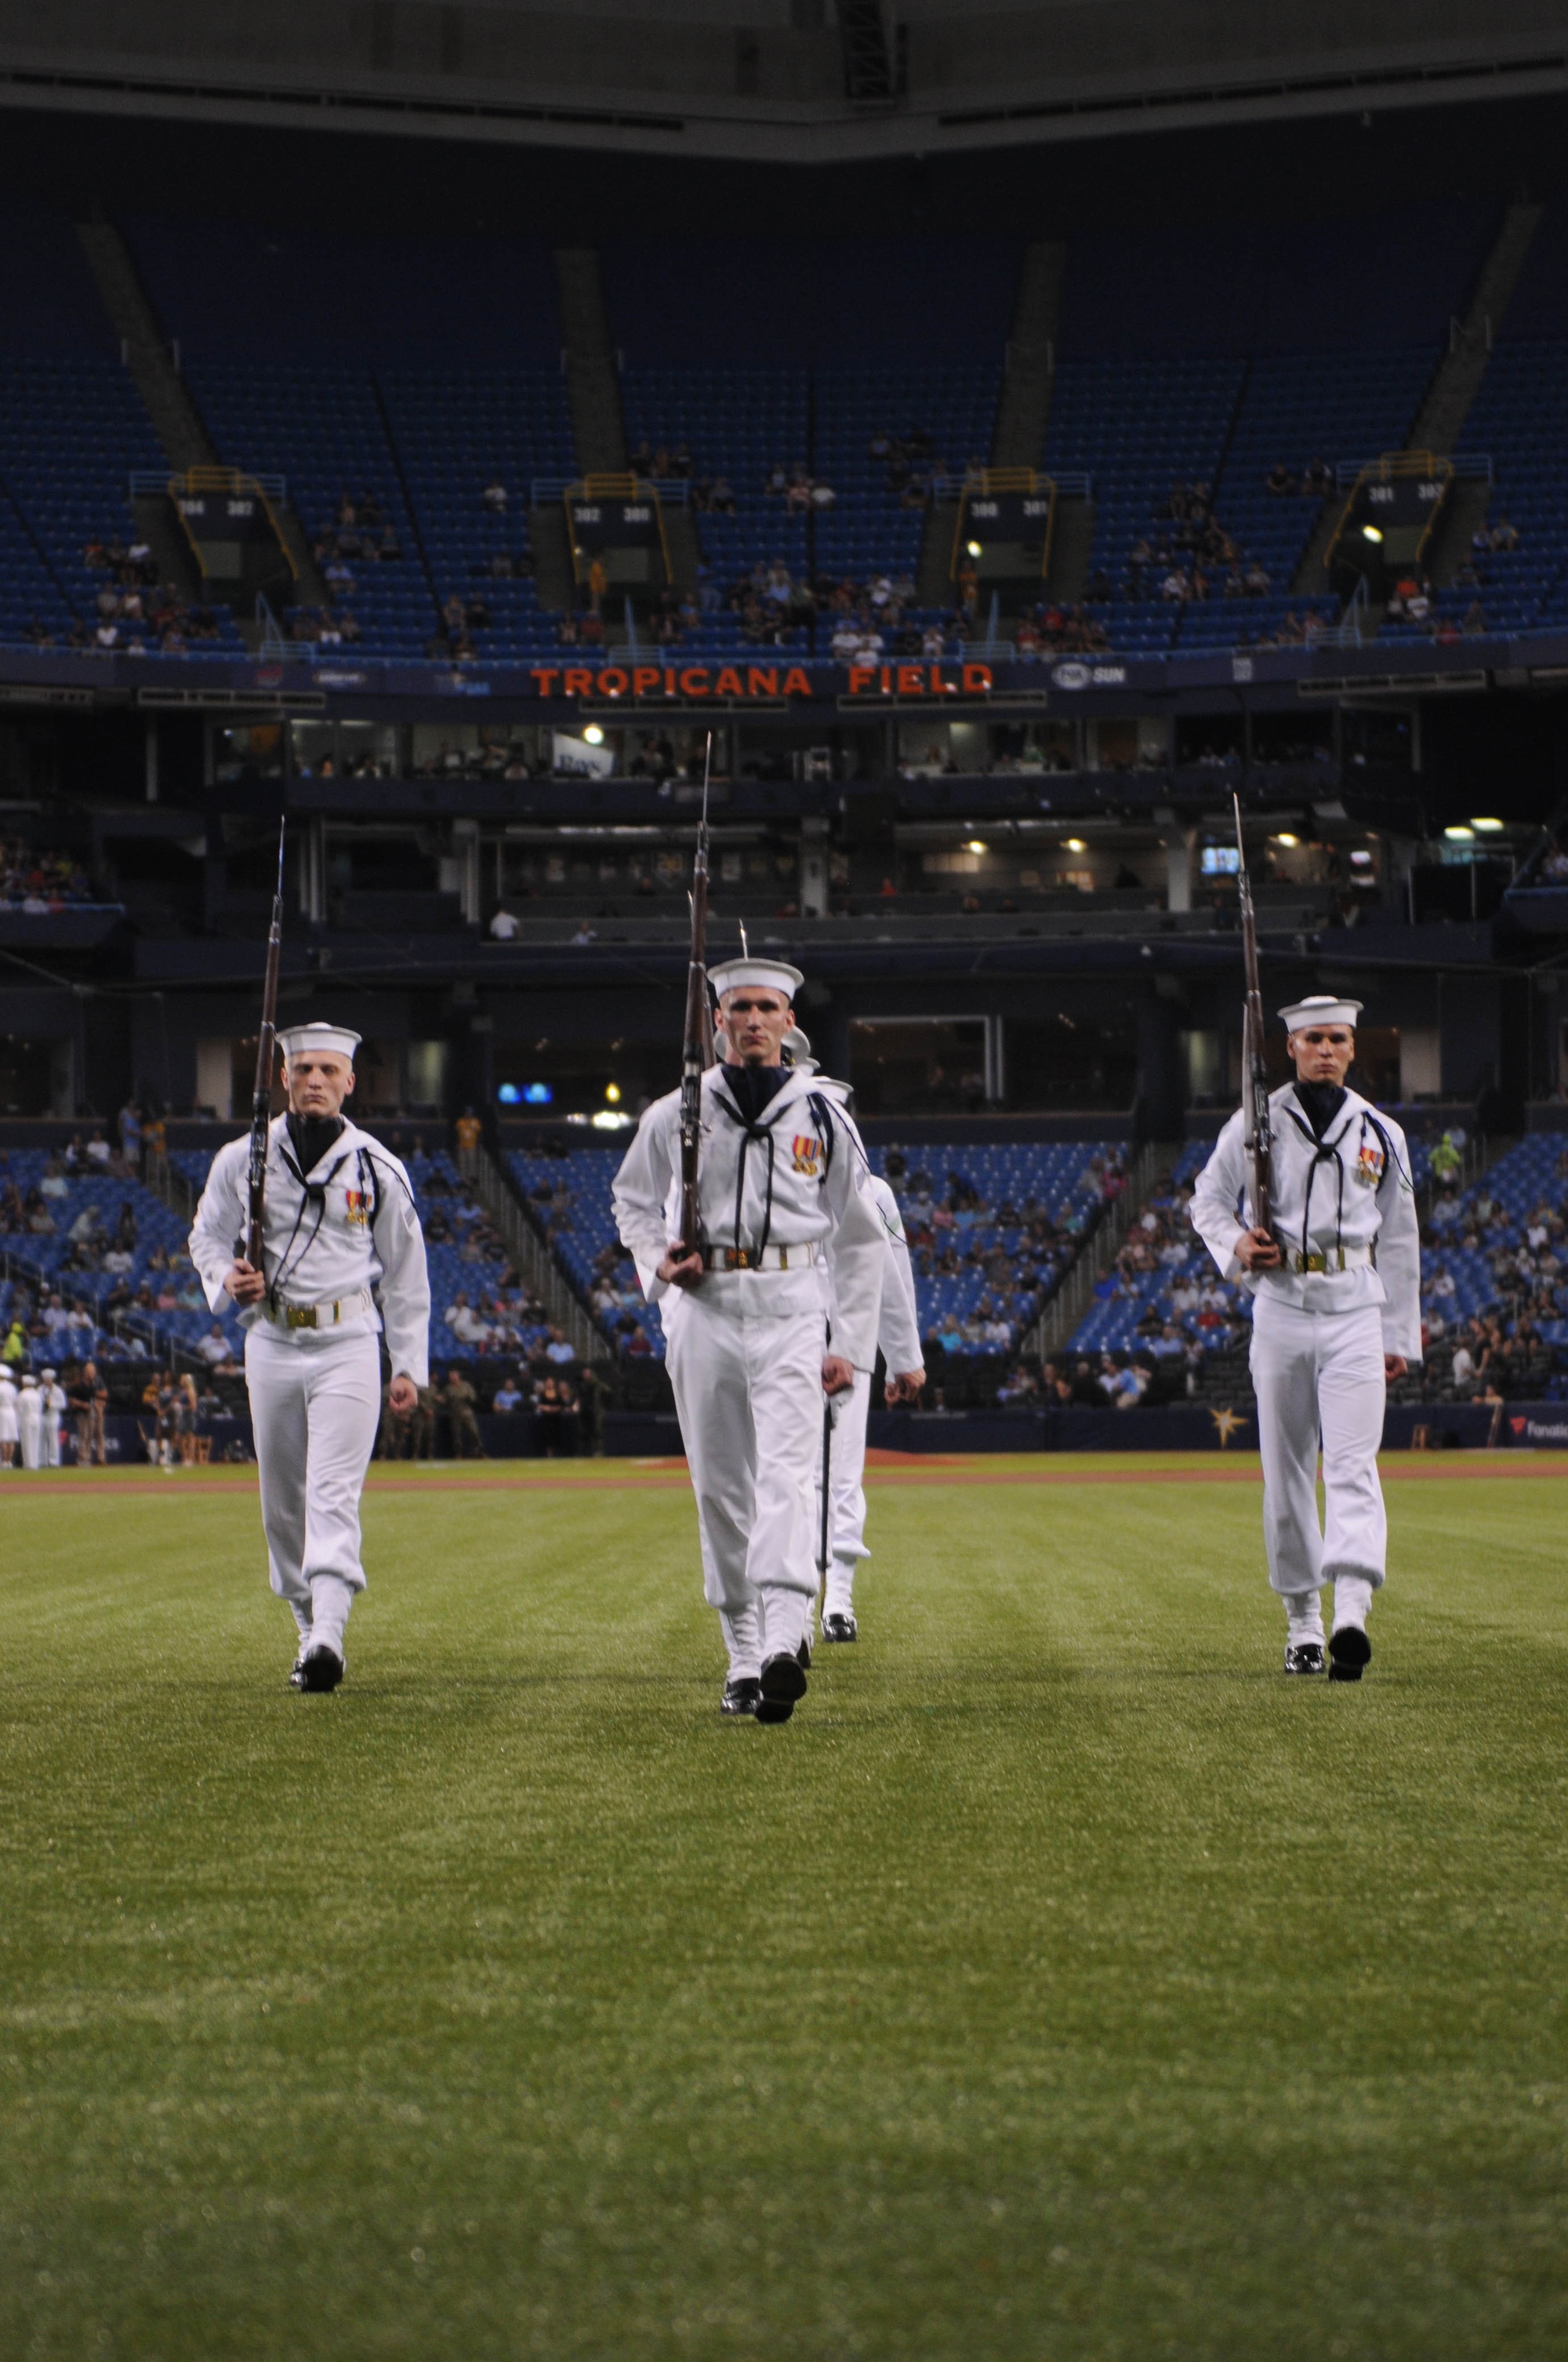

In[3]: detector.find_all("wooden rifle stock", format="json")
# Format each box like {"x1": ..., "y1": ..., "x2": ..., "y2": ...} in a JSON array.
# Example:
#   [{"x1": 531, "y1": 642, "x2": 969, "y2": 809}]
[
  {"x1": 1233, "y1": 794, "x2": 1273, "y2": 1238},
  {"x1": 245, "y1": 819, "x2": 286, "y2": 1273},
  {"x1": 675, "y1": 737, "x2": 713, "y2": 1258}
]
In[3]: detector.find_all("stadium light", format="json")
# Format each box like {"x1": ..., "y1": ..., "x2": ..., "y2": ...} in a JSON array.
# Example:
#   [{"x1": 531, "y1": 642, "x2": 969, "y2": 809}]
[
  {"x1": 966, "y1": 540, "x2": 982, "y2": 558},
  {"x1": 604, "y1": 1082, "x2": 622, "y2": 1103},
  {"x1": 1444, "y1": 825, "x2": 1474, "y2": 842},
  {"x1": 1361, "y1": 525, "x2": 1383, "y2": 543},
  {"x1": 497, "y1": 1083, "x2": 521, "y2": 1105},
  {"x1": 583, "y1": 723, "x2": 604, "y2": 745},
  {"x1": 1273, "y1": 833, "x2": 1299, "y2": 848},
  {"x1": 1065, "y1": 838, "x2": 1087, "y2": 852},
  {"x1": 966, "y1": 839, "x2": 988, "y2": 854},
  {"x1": 1471, "y1": 816, "x2": 1504, "y2": 832}
]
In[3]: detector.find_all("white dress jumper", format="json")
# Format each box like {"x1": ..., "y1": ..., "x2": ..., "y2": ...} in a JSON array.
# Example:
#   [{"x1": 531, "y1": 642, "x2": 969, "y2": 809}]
[
  {"x1": 613, "y1": 1066, "x2": 887, "y2": 1679},
  {"x1": 189, "y1": 1117, "x2": 430, "y2": 1657},
  {"x1": 1192, "y1": 1085, "x2": 1421, "y2": 1640}
]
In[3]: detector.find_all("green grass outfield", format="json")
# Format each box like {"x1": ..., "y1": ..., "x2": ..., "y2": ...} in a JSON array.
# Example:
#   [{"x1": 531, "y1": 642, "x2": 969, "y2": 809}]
[{"x1": 2, "y1": 1451, "x2": 1567, "y2": 2360}]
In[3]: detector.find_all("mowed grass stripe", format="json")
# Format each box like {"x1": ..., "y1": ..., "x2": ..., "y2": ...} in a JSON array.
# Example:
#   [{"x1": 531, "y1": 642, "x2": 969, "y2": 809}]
[{"x1": 2, "y1": 1472, "x2": 1566, "y2": 2358}]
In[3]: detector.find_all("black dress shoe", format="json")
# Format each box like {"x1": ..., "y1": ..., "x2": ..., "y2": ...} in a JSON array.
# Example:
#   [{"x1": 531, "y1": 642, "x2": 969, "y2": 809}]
[
  {"x1": 1283, "y1": 1641, "x2": 1324, "y2": 1676},
  {"x1": 288, "y1": 1657, "x2": 307, "y2": 1691},
  {"x1": 760, "y1": 1650, "x2": 808, "y2": 1703},
  {"x1": 1328, "y1": 1626, "x2": 1371, "y2": 1682},
  {"x1": 757, "y1": 1651, "x2": 808, "y2": 1721},
  {"x1": 822, "y1": 1612, "x2": 858, "y2": 1644},
  {"x1": 296, "y1": 1644, "x2": 344, "y2": 1694},
  {"x1": 796, "y1": 1633, "x2": 813, "y2": 1670},
  {"x1": 721, "y1": 1675, "x2": 761, "y2": 1717}
]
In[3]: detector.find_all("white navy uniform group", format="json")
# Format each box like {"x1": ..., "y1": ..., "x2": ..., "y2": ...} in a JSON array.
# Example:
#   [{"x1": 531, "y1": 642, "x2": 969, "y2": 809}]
[
  {"x1": 0, "y1": 1371, "x2": 67, "y2": 1470},
  {"x1": 1192, "y1": 995, "x2": 1421, "y2": 1676},
  {"x1": 190, "y1": 1023, "x2": 430, "y2": 1685},
  {"x1": 174, "y1": 985, "x2": 1423, "y2": 1705}
]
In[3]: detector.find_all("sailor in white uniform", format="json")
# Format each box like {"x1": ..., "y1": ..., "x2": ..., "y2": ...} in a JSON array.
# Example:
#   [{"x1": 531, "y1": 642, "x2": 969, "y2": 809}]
[
  {"x1": 1191, "y1": 995, "x2": 1421, "y2": 1680},
  {"x1": 0, "y1": 1366, "x2": 17, "y2": 1467},
  {"x1": 16, "y1": 1372, "x2": 44, "y2": 1470},
  {"x1": 41, "y1": 1368, "x2": 65, "y2": 1466},
  {"x1": 189, "y1": 1022, "x2": 430, "y2": 1692},
  {"x1": 782, "y1": 1034, "x2": 924, "y2": 1643},
  {"x1": 612, "y1": 958, "x2": 889, "y2": 1723}
]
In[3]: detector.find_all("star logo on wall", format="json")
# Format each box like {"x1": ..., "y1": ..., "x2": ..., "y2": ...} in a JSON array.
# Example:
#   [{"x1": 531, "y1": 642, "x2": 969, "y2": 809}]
[{"x1": 1210, "y1": 1405, "x2": 1247, "y2": 1448}]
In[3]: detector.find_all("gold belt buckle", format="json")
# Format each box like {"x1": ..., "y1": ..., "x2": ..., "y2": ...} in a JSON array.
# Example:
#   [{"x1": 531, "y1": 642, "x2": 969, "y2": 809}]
[{"x1": 285, "y1": 1305, "x2": 317, "y2": 1329}]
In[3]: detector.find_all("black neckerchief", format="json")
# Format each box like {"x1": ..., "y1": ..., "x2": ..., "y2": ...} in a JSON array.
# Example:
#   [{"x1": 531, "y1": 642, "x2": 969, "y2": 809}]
[
  {"x1": 1294, "y1": 1081, "x2": 1348, "y2": 1140},
  {"x1": 285, "y1": 1111, "x2": 347, "y2": 1173},
  {"x1": 713, "y1": 1065, "x2": 794, "y2": 1258},
  {"x1": 719, "y1": 1063, "x2": 786, "y2": 1125}
]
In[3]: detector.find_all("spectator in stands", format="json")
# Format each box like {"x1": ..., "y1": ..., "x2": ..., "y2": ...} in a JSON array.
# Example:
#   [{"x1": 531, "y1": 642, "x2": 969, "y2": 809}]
[
  {"x1": 455, "y1": 1107, "x2": 482, "y2": 1172},
  {"x1": 482, "y1": 475, "x2": 507, "y2": 514},
  {"x1": 195, "y1": 1322, "x2": 234, "y2": 1373},
  {"x1": 492, "y1": 1375, "x2": 524, "y2": 1415}
]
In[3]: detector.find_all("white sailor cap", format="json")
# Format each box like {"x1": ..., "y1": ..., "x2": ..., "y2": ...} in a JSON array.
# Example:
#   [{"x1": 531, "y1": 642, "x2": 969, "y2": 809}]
[
  {"x1": 19, "y1": 1372, "x2": 36, "y2": 1386},
  {"x1": 782, "y1": 1025, "x2": 818, "y2": 1071},
  {"x1": 41, "y1": 1368, "x2": 56, "y2": 1379},
  {"x1": 1279, "y1": 994, "x2": 1362, "y2": 1032},
  {"x1": 278, "y1": 1021, "x2": 362, "y2": 1061},
  {"x1": 707, "y1": 958, "x2": 804, "y2": 1001}
]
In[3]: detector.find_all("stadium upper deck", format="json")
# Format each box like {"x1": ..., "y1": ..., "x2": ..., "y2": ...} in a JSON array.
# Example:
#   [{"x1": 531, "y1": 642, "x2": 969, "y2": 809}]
[{"x1": 2, "y1": 197, "x2": 1566, "y2": 678}]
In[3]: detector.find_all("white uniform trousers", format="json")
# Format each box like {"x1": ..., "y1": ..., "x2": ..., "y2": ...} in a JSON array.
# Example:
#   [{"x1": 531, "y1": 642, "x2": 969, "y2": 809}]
[
  {"x1": 43, "y1": 1402, "x2": 63, "y2": 1466},
  {"x1": 1249, "y1": 1293, "x2": 1387, "y2": 1633},
  {"x1": 816, "y1": 1368, "x2": 872, "y2": 1620},
  {"x1": 245, "y1": 1324, "x2": 383, "y2": 1648},
  {"x1": 17, "y1": 1397, "x2": 42, "y2": 1470},
  {"x1": 664, "y1": 1287, "x2": 827, "y2": 1679}
]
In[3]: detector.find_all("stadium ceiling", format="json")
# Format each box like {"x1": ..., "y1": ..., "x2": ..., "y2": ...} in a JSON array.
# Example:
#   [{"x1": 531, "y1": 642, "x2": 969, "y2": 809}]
[{"x1": 0, "y1": 0, "x2": 1565, "y2": 162}]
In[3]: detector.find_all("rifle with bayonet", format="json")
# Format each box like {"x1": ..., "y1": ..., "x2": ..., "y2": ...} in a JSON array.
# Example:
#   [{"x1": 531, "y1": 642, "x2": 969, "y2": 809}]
[
  {"x1": 244, "y1": 817, "x2": 286, "y2": 1277},
  {"x1": 674, "y1": 735, "x2": 713, "y2": 1259},
  {"x1": 1233, "y1": 792, "x2": 1274, "y2": 1241}
]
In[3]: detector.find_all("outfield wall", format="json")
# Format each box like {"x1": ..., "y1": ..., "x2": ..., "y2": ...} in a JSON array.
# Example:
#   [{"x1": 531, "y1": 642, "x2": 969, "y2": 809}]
[{"x1": 45, "y1": 1401, "x2": 1568, "y2": 1467}]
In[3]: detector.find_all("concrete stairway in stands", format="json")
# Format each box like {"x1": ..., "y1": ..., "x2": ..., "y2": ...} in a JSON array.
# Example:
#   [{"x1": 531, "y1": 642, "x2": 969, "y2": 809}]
[
  {"x1": 1295, "y1": 201, "x2": 1542, "y2": 607},
  {"x1": 76, "y1": 217, "x2": 217, "y2": 474},
  {"x1": 78, "y1": 215, "x2": 328, "y2": 634},
  {"x1": 1029, "y1": 1139, "x2": 1160, "y2": 1360},
  {"x1": 1408, "y1": 201, "x2": 1543, "y2": 458},
  {"x1": 474, "y1": 1146, "x2": 600, "y2": 1362},
  {"x1": 554, "y1": 249, "x2": 626, "y2": 474}
]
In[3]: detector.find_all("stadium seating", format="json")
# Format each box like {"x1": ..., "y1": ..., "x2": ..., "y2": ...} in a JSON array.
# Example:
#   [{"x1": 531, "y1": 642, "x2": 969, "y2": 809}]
[
  {"x1": 1421, "y1": 1135, "x2": 1568, "y2": 1395},
  {"x1": 379, "y1": 369, "x2": 573, "y2": 660},
  {"x1": 0, "y1": 357, "x2": 249, "y2": 656},
  {"x1": 4, "y1": 197, "x2": 1562, "y2": 670},
  {"x1": 812, "y1": 365, "x2": 1000, "y2": 590},
  {"x1": 0, "y1": 1150, "x2": 204, "y2": 1364},
  {"x1": 508, "y1": 1135, "x2": 1120, "y2": 1360}
]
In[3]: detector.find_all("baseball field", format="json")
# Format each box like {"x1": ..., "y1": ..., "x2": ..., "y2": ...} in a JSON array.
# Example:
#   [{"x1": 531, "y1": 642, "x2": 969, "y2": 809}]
[{"x1": 2, "y1": 1452, "x2": 1566, "y2": 2360}]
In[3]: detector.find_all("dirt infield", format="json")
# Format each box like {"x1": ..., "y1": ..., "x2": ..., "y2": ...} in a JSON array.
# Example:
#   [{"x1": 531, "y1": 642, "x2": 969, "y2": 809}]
[{"x1": 8, "y1": 1450, "x2": 1568, "y2": 1499}]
